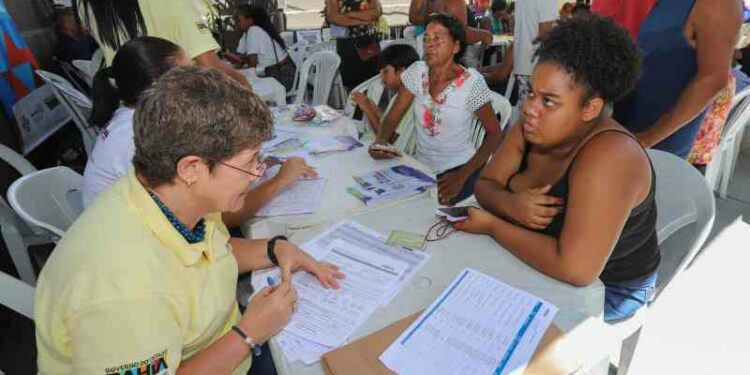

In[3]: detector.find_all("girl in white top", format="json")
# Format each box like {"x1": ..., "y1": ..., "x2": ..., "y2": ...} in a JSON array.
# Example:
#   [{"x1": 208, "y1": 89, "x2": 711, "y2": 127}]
[
  {"x1": 83, "y1": 37, "x2": 189, "y2": 207},
  {"x1": 233, "y1": 4, "x2": 295, "y2": 90},
  {"x1": 83, "y1": 37, "x2": 318, "y2": 227},
  {"x1": 369, "y1": 14, "x2": 503, "y2": 205}
]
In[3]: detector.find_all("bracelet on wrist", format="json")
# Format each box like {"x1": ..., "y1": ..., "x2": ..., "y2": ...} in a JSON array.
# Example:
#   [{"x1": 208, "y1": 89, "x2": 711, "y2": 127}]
[
  {"x1": 267, "y1": 235, "x2": 288, "y2": 266},
  {"x1": 231, "y1": 325, "x2": 262, "y2": 357}
]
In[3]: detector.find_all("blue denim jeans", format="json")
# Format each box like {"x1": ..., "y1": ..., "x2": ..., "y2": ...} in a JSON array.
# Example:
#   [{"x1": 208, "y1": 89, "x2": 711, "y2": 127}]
[{"x1": 603, "y1": 270, "x2": 658, "y2": 323}]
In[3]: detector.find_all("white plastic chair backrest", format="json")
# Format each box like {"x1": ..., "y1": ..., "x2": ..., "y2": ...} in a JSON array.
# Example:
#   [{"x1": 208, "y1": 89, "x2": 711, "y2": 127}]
[
  {"x1": 288, "y1": 41, "x2": 310, "y2": 67},
  {"x1": 0, "y1": 144, "x2": 36, "y2": 176},
  {"x1": 55, "y1": 57, "x2": 91, "y2": 93},
  {"x1": 648, "y1": 149, "x2": 715, "y2": 297},
  {"x1": 392, "y1": 104, "x2": 419, "y2": 156},
  {"x1": 382, "y1": 39, "x2": 418, "y2": 50},
  {"x1": 321, "y1": 28, "x2": 332, "y2": 42},
  {"x1": 8, "y1": 166, "x2": 84, "y2": 238},
  {"x1": 294, "y1": 51, "x2": 341, "y2": 106},
  {"x1": 280, "y1": 31, "x2": 295, "y2": 48},
  {"x1": 0, "y1": 270, "x2": 34, "y2": 319},
  {"x1": 90, "y1": 48, "x2": 104, "y2": 74},
  {"x1": 71, "y1": 59, "x2": 91, "y2": 80},
  {"x1": 343, "y1": 75, "x2": 386, "y2": 135},
  {"x1": 403, "y1": 26, "x2": 417, "y2": 40},
  {"x1": 471, "y1": 92, "x2": 512, "y2": 149},
  {"x1": 306, "y1": 41, "x2": 336, "y2": 56},
  {"x1": 36, "y1": 70, "x2": 92, "y2": 109},
  {"x1": 36, "y1": 69, "x2": 97, "y2": 153}
]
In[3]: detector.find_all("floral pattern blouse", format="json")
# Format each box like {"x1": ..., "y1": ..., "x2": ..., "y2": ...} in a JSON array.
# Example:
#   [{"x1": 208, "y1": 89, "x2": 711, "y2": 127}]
[{"x1": 688, "y1": 69, "x2": 736, "y2": 165}]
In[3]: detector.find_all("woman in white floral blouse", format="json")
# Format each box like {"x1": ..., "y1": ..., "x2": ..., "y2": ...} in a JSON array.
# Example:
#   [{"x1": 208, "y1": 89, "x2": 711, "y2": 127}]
[{"x1": 369, "y1": 13, "x2": 503, "y2": 205}]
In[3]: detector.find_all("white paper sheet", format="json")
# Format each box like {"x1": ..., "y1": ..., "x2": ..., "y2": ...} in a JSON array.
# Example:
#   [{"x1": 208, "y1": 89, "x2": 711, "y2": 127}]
[
  {"x1": 380, "y1": 268, "x2": 558, "y2": 375},
  {"x1": 303, "y1": 221, "x2": 432, "y2": 305},
  {"x1": 284, "y1": 239, "x2": 408, "y2": 347},
  {"x1": 262, "y1": 129, "x2": 299, "y2": 152},
  {"x1": 256, "y1": 179, "x2": 326, "y2": 217}
]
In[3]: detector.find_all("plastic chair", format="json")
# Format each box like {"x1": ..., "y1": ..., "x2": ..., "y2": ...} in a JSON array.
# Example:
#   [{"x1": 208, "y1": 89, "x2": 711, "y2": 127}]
[
  {"x1": 54, "y1": 57, "x2": 91, "y2": 94},
  {"x1": 609, "y1": 149, "x2": 716, "y2": 375},
  {"x1": 403, "y1": 26, "x2": 417, "y2": 40},
  {"x1": 0, "y1": 144, "x2": 49, "y2": 285},
  {"x1": 286, "y1": 41, "x2": 311, "y2": 102},
  {"x1": 294, "y1": 51, "x2": 342, "y2": 106},
  {"x1": 280, "y1": 31, "x2": 295, "y2": 48},
  {"x1": 704, "y1": 86, "x2": 750, "y2": 198},
  {"x1": 471, "y1": 91, "x2": 513, "y2": 149},
  {"x1": 0, "y1": 270, "x2": 34, "y2": 319},
  {"x1": 35, "y1": 70, "x2": 97, "y2": 154},
  {"x1": 344, "y1": 74, "x2": 386, "y2": 135},
  {"x1": 8, "y1": 166, "x2": 85, "y2": 239}
]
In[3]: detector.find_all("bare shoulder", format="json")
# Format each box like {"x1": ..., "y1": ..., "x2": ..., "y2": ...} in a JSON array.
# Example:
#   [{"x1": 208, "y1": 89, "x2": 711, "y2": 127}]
[
  {"x1": 570, "y1": 126, "x2": 651, "y2": 198},
  {"x1": 691, "y1": 0, "x2": 742, "y2": 27}
]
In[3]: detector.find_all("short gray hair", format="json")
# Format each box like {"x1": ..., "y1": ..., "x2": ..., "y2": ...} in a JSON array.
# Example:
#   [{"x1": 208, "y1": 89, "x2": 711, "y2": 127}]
[{"x1": 132, "y1": 65, "x2": 273, "y2": 187}]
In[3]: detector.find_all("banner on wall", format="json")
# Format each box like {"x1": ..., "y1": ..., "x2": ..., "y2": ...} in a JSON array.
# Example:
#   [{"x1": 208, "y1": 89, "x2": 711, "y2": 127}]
[{"x1": 0, "y1": 0, "x2": 41, "y2": 118}]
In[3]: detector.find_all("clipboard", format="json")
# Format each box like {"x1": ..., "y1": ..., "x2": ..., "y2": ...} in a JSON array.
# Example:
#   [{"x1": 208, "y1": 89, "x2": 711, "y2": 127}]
[{"x1": 321, "y1": 312, "x2": 582, "y2": 375}]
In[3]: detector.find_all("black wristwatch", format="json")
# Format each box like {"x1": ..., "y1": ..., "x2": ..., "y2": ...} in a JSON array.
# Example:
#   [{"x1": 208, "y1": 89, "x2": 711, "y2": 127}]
[{"x1": 267, "y1": 235, "x2": 288, "y2": 266}]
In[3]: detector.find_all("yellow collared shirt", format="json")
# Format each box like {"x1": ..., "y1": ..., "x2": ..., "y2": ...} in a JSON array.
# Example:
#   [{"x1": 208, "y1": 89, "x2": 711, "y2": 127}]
[
  {"x1": 35, "y1": 169, "x2": 251, "y2": 374},
  {"x1": 79, "y1": 0, "x2": 220, "y2": 65}
]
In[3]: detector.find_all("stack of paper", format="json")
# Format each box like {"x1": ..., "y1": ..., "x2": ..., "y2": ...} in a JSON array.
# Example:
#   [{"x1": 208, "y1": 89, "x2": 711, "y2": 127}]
[
  {"x1": 304, "y1": 135, "x2": 363, "y2": 155},
  {"x1": 348, "y1": 165, "x2": 435, "y2": 206},
  {"x1": 253, "y1": 221, "x2": 432, "y2": 365},
  {"x1": 256, "y1": 178, "x2": 326, "y2": 217},
  {"x1": 380, "y1": 268, "x2": 558, "y2": 375}
]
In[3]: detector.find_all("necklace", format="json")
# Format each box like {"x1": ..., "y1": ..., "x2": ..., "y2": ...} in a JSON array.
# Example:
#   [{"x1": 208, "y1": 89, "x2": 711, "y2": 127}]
[
  {"x1": 422, "y1": 65, "x2": 471, "y2": 136},
  {"x1": 148, "y1": 191, "x2": 206, "y2": 244}
]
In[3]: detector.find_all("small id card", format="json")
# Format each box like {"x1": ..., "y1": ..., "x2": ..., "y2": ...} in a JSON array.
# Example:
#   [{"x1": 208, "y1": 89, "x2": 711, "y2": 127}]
[{"x1": 387, "y1": 230, "x2": 427, "y2": 250}]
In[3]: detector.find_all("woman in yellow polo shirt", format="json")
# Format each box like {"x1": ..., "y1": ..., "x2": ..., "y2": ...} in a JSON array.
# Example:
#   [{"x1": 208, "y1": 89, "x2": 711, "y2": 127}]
[{"x1": 34, "y1": 66, "x2": 343, "y2": 375}]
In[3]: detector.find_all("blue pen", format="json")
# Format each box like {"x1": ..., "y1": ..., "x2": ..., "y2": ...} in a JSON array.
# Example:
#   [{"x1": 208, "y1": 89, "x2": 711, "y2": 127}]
[{"x1": 249, "y1": 277, "x2": 277, "y2": 357}]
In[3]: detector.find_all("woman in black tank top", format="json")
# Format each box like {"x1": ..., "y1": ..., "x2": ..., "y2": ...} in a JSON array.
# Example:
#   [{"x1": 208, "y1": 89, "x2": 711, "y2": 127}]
[{"x1": 455, "y1": 16, "x2": 660, "y2": 322}]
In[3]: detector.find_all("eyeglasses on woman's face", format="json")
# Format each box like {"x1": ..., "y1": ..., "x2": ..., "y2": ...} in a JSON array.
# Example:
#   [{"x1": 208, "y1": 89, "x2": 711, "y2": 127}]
[{"x1": 215, "y1": 153, "x2": 267, "y2": 178}]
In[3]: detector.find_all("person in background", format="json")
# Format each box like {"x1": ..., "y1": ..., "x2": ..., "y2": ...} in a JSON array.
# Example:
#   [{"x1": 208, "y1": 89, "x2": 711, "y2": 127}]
[
  {"x1": 481, "y1": 0, "x2": 510, "y2": 35},
  {"x1": 457, "y1": 15, "x2": 659, "y2": 323},
  {"x1": 350, "y1": 44, "x2": 420, "y2": 145},
  {"x1": 409, "y1": 0, "x2": 494, "y2": 46},
  {"x1": 559, "y1": 3, "x2": 573, "y2": 20},
  {"x1": 325, "y1": 0, "x2": 383, "y2": 91},
  {"x1": 54, "y1": 7, "x2": 98, "y2": 64},
  {"x1": 36, "y1": 66, "x2": 344, "y2": 375},
  {"x1": 75, "y1": 0, "x2": 251, "y2": 88},
  {"x1": 230, "y1": 4, "x2": 295, "y2": 91},
  {"x1": 511, "y1": 0, "x2": 558, "y2": 104},
  {"x1": 82, "y1": 37, "x2": 316, "y2": 227},
  {"x1": 571, "y1": 2, "x2": 591, "y2": 17},
  {"x1": 688, "y1": 69, "x2": 737, "y2": 172},
  {"x1": 83, "y1": 37, "x2": 189, "y2": 208},
  {"x1": 369, "y1": 14, "x2": 503, "y2": 206},
  {"x1": 480, "y1": 43, "x2": 513, "y2": 93},
  {"x1": 611, "y1": 0, "x2": 741, "y2": 159}
]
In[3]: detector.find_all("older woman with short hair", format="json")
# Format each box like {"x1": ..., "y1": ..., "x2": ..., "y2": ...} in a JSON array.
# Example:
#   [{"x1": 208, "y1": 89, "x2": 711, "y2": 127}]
[
  {"x1": 35, "y1": 66, "x2": 343, "y2": 375},
  {"x1": 370, "y1": 13, "x2": 503, "y2": 205}
]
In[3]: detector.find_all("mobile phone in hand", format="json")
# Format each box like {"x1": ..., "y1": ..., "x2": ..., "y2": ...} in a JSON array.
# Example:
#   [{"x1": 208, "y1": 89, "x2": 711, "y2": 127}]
[{"x1": 436, "y1": 206, "x2": 470, "y2": 222}]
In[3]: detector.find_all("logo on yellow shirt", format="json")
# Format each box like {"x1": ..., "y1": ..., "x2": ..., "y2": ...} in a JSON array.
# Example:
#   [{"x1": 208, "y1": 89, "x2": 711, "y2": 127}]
[{"x1": 105, "y1": 349, "x2": 169, "y2": 375}]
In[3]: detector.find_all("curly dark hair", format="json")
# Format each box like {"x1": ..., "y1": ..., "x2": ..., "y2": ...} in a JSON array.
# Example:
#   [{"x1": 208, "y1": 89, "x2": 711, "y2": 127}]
[{"x1": 534, "y1": 15, "x2": 641, "y2": 104}]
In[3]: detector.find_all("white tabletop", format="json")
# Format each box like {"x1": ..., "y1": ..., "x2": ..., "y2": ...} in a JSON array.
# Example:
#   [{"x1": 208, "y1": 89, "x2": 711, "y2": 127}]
[
  {"x1": 243, "y1": 112, "x2": 435, "y2": 236},
  {"x1": 248, "y1": 110, "x2": 613, "y2": 375},
  {"x1": 271, "y1": 197, "x2": 611, "y2": 375}
]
